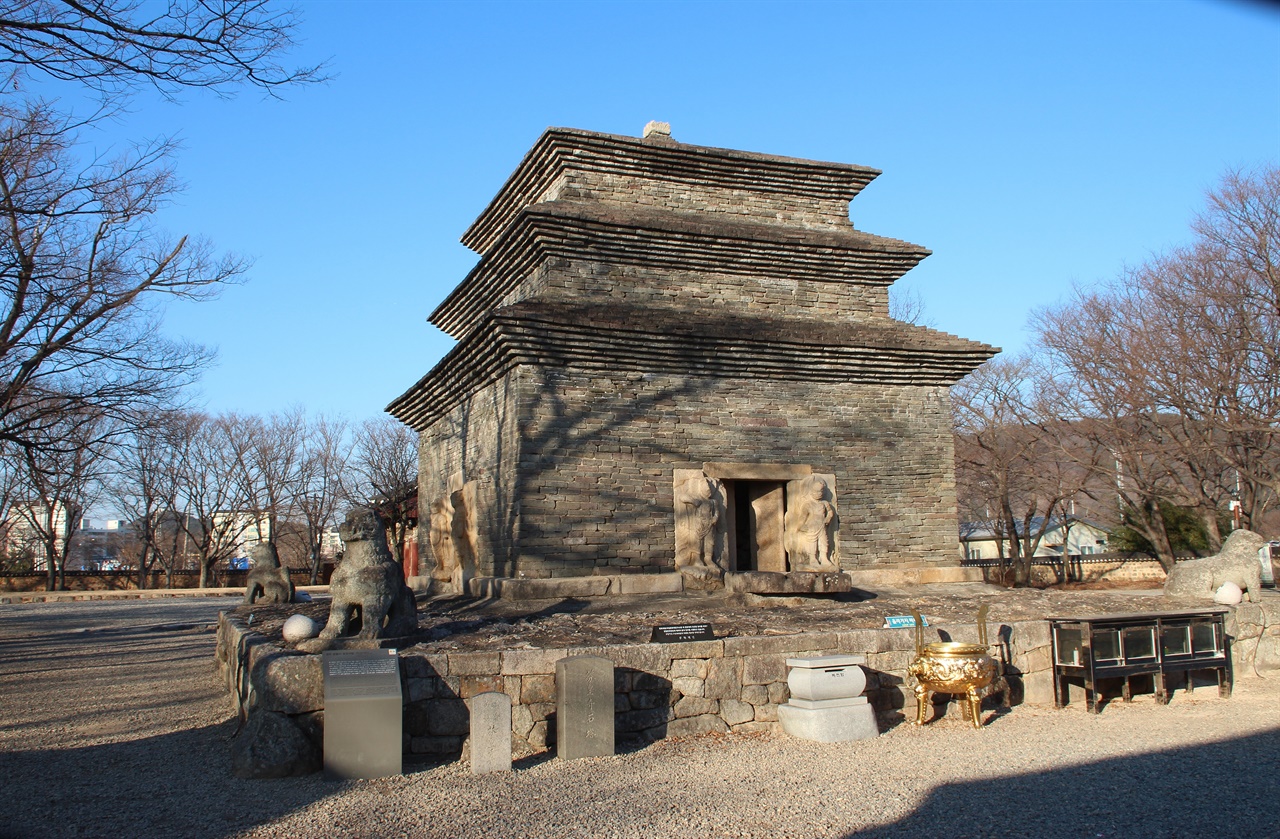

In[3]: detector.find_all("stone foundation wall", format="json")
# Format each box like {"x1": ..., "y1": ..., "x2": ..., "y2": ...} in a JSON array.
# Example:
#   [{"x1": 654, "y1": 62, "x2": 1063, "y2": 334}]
[
  {"x1": 217, "y1": 613, "x2": 1054, "y2": 763},
  {"x1": 509, "y1": 369, "x2": 961, "y2": 577}
]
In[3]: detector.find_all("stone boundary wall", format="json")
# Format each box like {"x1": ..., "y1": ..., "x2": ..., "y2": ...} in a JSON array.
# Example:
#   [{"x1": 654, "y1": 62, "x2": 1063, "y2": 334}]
[
  {"x1": 2, "y1": 568, "x2": 320, "y2": 593},
  {"x1": 217, "y1": 613, "x2": 1056, "y2": 762}
]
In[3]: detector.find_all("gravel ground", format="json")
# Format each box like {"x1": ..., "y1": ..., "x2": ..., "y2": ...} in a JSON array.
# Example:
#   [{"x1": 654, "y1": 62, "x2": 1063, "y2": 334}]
[{"x1": 1, "y1": 597, "x2": 1277, "y2": 839}]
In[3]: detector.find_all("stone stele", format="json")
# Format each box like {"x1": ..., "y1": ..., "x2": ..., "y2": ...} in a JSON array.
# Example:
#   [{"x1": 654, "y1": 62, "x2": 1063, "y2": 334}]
[
  {"x1": 470, "y1": 691, "x2": 513, "y2": 774},
  {"x1": 555, "y1": 655, "x2": 615, "y2": 760}
]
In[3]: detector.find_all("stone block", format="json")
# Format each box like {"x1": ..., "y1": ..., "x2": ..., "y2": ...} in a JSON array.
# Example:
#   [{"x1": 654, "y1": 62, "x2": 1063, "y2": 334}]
[
  {"x1": 402, "y1": 653, "x2": 448, "y2": 678},
  {"x1": 617, "y1": 573, "x2": 684, "y2": 594},
  {"x1": 742, "y1": 655, "x2": 788, "y2": 685},
  {"x1": 1020, "y1": 670, "x2": 1055, "y2": 707},
  {"x1": 460, "y1": 674, "x2": 504, "y2": 699},
  {"x1": 741, "y1": 684, "x2": 768, "y2": 706},
  {"x1": 428, "y1": 698, "x2": 470, "y2": 736},
  {"x1": 501, "y1": 648, "x2": 568, "y2": 675},
  {"x1": 674, "y1": 696, "x2": 719, "y2": 718},
  {"x1": 253, "y1": 653, "x2": 323, "y2": 715},
  {"x1": 778, "y1": 703, "x2": 878, "y2": 742},
  {"x1": 521, "y1": 674, "x2": 557, "y2": 704},
  {"x1": 231, "y1": 710, "x2": 320, "y2": 779},
  {"x1": 731, "y1": 721, "x2": 779, "y2": 735},
  {"x1": 704, "y1": 658, "x2": 742, "y2": 700},
  {"x1": 628, "y1": 690, "x2": 669, "y2": 710},
  {"x1": 670, "y1": 658, "x2": 707, "y2": 679},
  {"x1": 672, "y1": 676, "x2": 704, "y2": 697},
  {"x1": 724, "y1": 633, "x2": 838, "y2": 657},
  {"x1": 449, "y1": 652, "x2": 501, "y2": 676},
  {"x1": 618, "y1": 706, "x2": 673, "y2": 733},
  {"x1": 754, "y1": 704, "x2": 778, "y2": 722},
  {"x1": 768, "y1": 682, "x2": 790, "y2": 705},
  {"x1": 503, "y1": 577, "x2": 611, "y2": 600},
  {"x1": 665, "y1": 714, "x2": 729, "y2": 738},
  {"x1": 720, "y1": 699, "x2": 755, "y2": 725}
]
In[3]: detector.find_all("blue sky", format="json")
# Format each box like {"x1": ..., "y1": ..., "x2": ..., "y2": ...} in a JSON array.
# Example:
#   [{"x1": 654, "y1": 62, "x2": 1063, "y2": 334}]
[{"x1": 78, "y1": 0, "x2": 1280, "y2": 421}]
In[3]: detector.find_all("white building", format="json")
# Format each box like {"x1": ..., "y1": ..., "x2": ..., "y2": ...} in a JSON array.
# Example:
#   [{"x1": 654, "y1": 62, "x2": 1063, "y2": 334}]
[{"x1": 959, "y1": 516, "x2": 1111, "y2": 561}]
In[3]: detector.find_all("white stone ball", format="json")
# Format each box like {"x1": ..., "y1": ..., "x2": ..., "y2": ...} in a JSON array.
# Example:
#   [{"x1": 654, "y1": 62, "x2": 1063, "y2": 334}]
[
  {"x1": 282, "y1": 614, "x2": 319, "y2": 643},
  {"x1": 1214, "y1": 581, "x2": 1243, "y2": 605}
]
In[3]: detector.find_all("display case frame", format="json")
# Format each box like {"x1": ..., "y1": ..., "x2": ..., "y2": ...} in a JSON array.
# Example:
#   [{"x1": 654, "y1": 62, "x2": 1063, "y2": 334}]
[{"x1": 1048, "y1": 609, "x2": 1230, "y2": 713}]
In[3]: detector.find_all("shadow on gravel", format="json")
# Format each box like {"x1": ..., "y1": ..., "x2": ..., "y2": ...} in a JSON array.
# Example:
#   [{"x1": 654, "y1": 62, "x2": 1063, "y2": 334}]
[
  {"x1": 0, "y1": 721, "x2": 338, "y2": 839},
  {"x1": 841, "y1": 728, "x2": 1280, "y2": 839}
]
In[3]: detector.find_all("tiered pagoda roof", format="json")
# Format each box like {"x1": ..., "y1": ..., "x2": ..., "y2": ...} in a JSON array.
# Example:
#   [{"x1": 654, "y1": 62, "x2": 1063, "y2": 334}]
[{"x1": 389, "y1": 125, "x2": 997, "y2": 431}]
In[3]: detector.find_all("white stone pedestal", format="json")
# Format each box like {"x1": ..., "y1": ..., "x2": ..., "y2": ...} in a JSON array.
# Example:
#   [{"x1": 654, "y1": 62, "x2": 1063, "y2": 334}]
[{"x1": 778, "y1": 695, "x2": 879, "y2": 742}]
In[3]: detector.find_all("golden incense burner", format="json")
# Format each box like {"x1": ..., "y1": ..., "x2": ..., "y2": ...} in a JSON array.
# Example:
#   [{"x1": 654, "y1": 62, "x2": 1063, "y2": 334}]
[{"x1": 907, "y1": 605, "x2": 998, "y2": 729}]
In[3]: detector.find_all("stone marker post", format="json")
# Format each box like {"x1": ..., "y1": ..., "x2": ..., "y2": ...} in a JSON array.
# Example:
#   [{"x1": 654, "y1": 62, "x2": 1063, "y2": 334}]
[
  {"x1": 555, "y1": 655, "x2": 614, "y2": 760},
  {"x1": 321, "y1": 649, "x2": 403, "y2": 779},
  {"x1": 470, "y1": 691, "x2": 513, "y2": 774}
]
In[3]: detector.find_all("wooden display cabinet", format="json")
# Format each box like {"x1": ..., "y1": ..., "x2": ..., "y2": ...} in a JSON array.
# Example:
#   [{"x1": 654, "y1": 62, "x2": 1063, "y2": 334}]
[{"x1": 1049, "y1": 610, "x2": 1230, "y2": 713}]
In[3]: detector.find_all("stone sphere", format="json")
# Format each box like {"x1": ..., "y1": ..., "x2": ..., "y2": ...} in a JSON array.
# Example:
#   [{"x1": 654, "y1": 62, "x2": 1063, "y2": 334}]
[
  {"x1": 282, "y1": 614, "x2": 319, "y2": 643},
  {"x1": 1213, "y1": 581, "x2": 1243, "y2": 605}
]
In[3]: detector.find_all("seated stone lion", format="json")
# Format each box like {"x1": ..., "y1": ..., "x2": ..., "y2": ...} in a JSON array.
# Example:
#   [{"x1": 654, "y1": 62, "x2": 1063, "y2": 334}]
[
  {"x1": 1164, "y1": 529, "x2": 1267, "y2": 602},
  {"x1": 243, "y1": 543, "x2": 293, "y2": 606},
  {"x1": 319, "y1": 507, "x2": 418, "y2": 640}
]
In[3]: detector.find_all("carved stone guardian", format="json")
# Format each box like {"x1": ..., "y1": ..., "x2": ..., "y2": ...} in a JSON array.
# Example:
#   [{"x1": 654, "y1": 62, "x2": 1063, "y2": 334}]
[
  {"x1": 243, "y1": 542, "x2": 293, "y2": 605},
  {"x1": 784, "y1": 475, "x2": 839, "y2": 571},
  {"x1": 318, "y1": 507, "x2": 418, "y2": 641},
  {"x1": 673, "y1": 470, "x2": 726, "y2": 589}
]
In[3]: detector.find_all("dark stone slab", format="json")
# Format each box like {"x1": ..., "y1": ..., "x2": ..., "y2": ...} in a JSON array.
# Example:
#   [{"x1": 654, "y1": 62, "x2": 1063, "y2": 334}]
[
  {"x1": 322, "y1": 649, "x2": 402, "y2": 779},
  {"x1": 555, "y1": 655, "x2": 614, "y2": 759}
]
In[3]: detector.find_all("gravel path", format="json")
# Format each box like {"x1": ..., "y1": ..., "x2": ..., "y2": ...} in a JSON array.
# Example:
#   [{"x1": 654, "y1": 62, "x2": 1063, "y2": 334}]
[{"x1": 1, "y1": 598, "x2": 1277, "y2": 839}]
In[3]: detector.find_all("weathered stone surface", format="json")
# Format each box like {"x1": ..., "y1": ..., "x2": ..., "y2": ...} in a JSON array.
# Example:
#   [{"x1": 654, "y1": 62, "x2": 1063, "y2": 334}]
[
  {"x1": 672, "y1": 676, "x2": 704, "y2": 697},
  {"x1": 742, "y1": 654, "x2": 788, "y2": 685},
  {"x1": 665, "y1": 714, "x2": 729, "y2": 738},
  {"x1": 674, "y1": 696, "x2": 719, "y2": 718},
  {"x1": 501, "y1": 648, "x2": 569, "y2": 675},
  {"x1": 721, "y1": 699, "x2": 755, "y2": 725},
  {"x1": 252, "y1": 653, "x2": 322, "y2": 715},
  {"x1": 470, "y1": 692, "x2": 512, "y2": 774},
  {"x1": 703, "y1": 657, "x2": 742, "y2": 700},
  {"x1": 556, "y1": 656, "x2": 614, "y2": 759},
  {"x1": 618, "y1": 706, "x2": 673, "y2": 733},
  {"x1": 616, "y1": 574, "x2": 684, "y2": 594},
  {"x1": 670, "y1": 658, "x2": 707, "y2": 680},
  {"x1": 319, "y1": 507, "x2": 417, "y2": 641},
  {"x1": 520, "y1": 674, "x2": 556, "y2": 704},
  {"x1": 740, "y1": 684, "x2": 768, "y2": 706},
  {"x1": 231, "y1": 710, "x2": 320, "y2": 779},
  {"x1": 450, "y1": 653, "x2": 501, "y2": 676},
  {"x1": 725, "y1": 571, "x2": 853, "y2": 595}
]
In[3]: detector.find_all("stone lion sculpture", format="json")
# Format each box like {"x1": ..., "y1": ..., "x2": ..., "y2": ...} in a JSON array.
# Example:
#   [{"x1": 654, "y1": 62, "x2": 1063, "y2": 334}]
[
  {"x1": 243, "y1": 542, "x2": 294, "y2": 606},
  {"x1": 319, "y1": 507, "x2": 418, "y2": 640},
  {"x1": 1164, "y1": 529, "x2": 1267, "y2": 602}
]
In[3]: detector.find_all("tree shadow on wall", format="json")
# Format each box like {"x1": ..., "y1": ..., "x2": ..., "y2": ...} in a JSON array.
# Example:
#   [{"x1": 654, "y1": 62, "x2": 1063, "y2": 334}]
[
  {"x1": 443, "y1": 369, "x2": 714, "y2": 579},
  {"x1": 839, "y1": 728, "x2": 1280, "y2": 838}
]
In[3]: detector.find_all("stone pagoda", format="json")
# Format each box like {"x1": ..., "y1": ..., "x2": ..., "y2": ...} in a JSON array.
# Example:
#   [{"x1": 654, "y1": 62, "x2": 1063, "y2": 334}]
[{"x1": 389, "y1": 122, "x2": 997, "y2": 595}]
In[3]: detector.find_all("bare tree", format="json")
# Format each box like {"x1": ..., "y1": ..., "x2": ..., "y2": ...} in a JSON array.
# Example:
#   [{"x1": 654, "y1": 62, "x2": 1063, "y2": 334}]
[
  {"x1": 106, "y1": 411, "x2": 192, "y2": 587},
  {"x1": 223, "y1": 408, "x2": 306, "y2": 559},
  {"x1": 1035, "y1": 166, "x2": 1280, "y2": 565},
  {"x1": 0, "y1": 0, "x2": 325, "y2": 101},
  {"x1": 889, "y1": 285, "x2": 934, "y2": 327},
  {"x1": 296, "y1": 413, "x2": 349, "y2": 583},
  {"x1": 952, "y1": 355, "x2": 1092, "y2": 585},
  {"x1": 11, "y1": 408, "x2": 110, "y2": 589},
  {"x1": 348, "y1": 417, "x2": 417, "y2": 562},
  {"x1": 0, "y1": 100, "x2": 246, "y2": 455},
  {"x1": 167, "y1": 412, "x2": 251, "y2": 587}
]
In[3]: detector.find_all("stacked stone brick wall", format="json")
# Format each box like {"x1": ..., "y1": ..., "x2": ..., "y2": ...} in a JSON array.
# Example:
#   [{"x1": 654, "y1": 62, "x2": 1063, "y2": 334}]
[
  {"x1": 537, "y1": 260, "x2": 890, "y2": 322},
  {"x1": 217, "y1": 614, "x2": 1055, "y2": 762},
  {"x1": 417, "y1": 376, "x2": 522, "y2": 577},
  {"x1": 508, "y1": 368, "x2": 959, "y2": 577}
]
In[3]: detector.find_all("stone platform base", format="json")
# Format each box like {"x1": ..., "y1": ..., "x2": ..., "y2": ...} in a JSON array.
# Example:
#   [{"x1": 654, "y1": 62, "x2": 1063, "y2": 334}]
[
  {"x1": 725, "y1": 571, "x2": 853, "y2": 595},
  {"x1": 466, "y1": 573, "x2": 685, "y2": 600},
  {"x1": 778, "y1": 698, "x2": 879, "y2": 742},
  {"x1": 844, "y1": 565, "x2": 987, "y2": 588}
]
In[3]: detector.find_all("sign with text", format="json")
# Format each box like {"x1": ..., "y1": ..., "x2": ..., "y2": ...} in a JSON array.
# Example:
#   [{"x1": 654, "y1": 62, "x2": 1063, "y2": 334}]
[
  {"x1": 884, "y1": 615, "x2": 928, "y2": 629},
  {"x1": 650, "y1": 623, "x2": 716, "y2": 643},
  {"x1": 322, "y1": 649, "x2": 402, "y2": 779}
]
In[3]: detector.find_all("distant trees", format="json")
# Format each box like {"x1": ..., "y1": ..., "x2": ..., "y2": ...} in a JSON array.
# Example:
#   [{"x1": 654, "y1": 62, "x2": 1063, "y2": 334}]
[{"x1": 957, "y1": 166, "x2": 1279, "y2": 576}]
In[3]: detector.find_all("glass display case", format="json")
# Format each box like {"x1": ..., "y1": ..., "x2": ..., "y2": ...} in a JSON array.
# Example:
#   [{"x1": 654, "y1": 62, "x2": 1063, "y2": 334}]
[{"x1": 1049, "y1": 610, "x2": 1230, "y2": 713}]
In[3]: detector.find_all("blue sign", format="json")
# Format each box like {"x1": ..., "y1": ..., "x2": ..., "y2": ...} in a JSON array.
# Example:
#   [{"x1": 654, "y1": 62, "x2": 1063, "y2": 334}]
[{"x1": 884, "y1": 615, "x2": 928, "y2": 629}]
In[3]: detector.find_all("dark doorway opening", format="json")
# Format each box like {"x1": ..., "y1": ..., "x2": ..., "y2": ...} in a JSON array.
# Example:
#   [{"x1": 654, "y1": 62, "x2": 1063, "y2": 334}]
[{"x1": 725, "y1": 480, "x2": 787, "y2": 572}]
